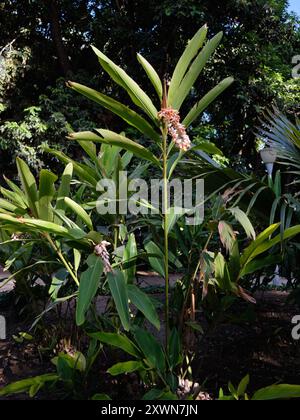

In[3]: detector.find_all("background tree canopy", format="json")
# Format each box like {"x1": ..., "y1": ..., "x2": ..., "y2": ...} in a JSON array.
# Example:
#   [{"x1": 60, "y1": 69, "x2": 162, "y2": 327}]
[{"x1": 0, "y1": 0, "x2": 299, "y2": 174}]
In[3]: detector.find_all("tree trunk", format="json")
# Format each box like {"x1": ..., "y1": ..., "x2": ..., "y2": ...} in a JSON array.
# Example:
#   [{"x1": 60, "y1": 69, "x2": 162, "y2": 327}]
[{"x1": 45, "y1": 0, "x2": 71, "y2": 76}]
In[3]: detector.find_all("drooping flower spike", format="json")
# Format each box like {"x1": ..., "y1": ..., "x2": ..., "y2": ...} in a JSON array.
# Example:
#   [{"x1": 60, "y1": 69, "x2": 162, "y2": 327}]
[
  {"x1": 158, "y1": 107, "x2": 191, "y2": 152},
  {"x1": 94, "y1": 240, "x2": 112, "y2": 273}
]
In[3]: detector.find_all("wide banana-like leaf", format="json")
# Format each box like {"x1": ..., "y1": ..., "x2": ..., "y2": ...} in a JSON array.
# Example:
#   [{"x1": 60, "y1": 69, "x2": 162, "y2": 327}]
[
  {"x1": 68, "y1": 130, "x2": 161, "y2": 167},
  {"x1": 137, "y1": 53, "x2": 163, "y2": 100},
  {"x1": 92, "y1": 46, "x2": 159, "y2": 124},
  {"x1": 38, "y1": 169, "x2": 57, "y2": 221},
  {"x1": 68, "y1": 81, "x2": 160, "y2": 143},
  {"x1": 16, "y1": 157, "x2": 39, "y2": 217},
  {"x1": 172, "y1": 32, "x2": 223, "y2": 110},
  {"x1": 183, "y1": 77, "x2": 234, "y2": 127},
  {"x1": 168, "y1": 24, "x2": 208, "y2": 106}
]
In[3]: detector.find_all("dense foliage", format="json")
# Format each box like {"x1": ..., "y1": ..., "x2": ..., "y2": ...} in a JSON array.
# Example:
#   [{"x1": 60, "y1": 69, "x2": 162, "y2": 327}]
[
  {"x1": 1, "y1": 1, "x2": 300, "y2": 402},
  {"x1": 1, "y1": 0, "x2": 300, "y2": 173}
]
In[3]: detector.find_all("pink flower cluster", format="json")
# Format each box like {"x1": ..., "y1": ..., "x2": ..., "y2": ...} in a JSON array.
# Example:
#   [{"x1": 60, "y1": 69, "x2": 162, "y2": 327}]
[
  {"x1": 94, "y1": 240, "x2": 112, "y2": 273},
  {"x1": 158, "y1": 107, "x2": 191, "y2": 152}
]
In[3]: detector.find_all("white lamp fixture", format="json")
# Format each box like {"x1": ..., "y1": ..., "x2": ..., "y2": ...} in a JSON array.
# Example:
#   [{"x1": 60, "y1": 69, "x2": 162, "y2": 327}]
[{"x1": 260, "y1": 147, "x2": 277, "y2": 178}]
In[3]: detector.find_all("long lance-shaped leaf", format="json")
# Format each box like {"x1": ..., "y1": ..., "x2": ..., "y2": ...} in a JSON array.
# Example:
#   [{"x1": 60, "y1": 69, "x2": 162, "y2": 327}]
[
  {"x1": 128, "y1": 284, "x2": 160, "y2": 330},
  {"x1": 64, "y1": 197, "x2": 93, "y2": 231},
  {"x1": 240, "y1": 223, "x2": 280, "y2": 267},
  {"x1": 248, "y1": 225, "x2": 300, "y2": 261},
  {"x1": 168, "y1": 24, "x2": 208, "y2": 106},
  {"x1": 172, "y1": 32, "x2": 223, "y2": 110},
  {"x1": 68, "y1": 130, "x2": 161, "y2": 167},
  {"x1": 38, "y1": 169, "x2": 57, "y2": 221},
  {"x1": 43, "y1": 147, "x2": 97, "y2": 187},
  {"x1": 89, "y1": 332, "x2": 140, "y2": 358},
  {"x1": 56, "y1": 163, "x2": 73, "y2": 212},
  {"x1": 107, "y1": 270, "x2": 130, "y2": 331},
  {"x1": 76, "y1": 256, "x2": 103, "y2": 326},
  {"x1": 3, "y1": 176, "x2": 29, "y2": 207},
  {"x1": 16, "y1": 157, "x2": 39, "y2": 217},
  {"x1": 91, "y1": 46, "x2": 159, "y2": 124},
  {"x1": 0, "y1": 198, "x2": 25, "y2": 215},
  {"x1": 0, "y1": 187, "x2": 27, "y2": 210},
  {"x1": 68, "y1": 81, "x2": 160, "y2": 143},
  {"x1": 137, "y1": 53, "x2": 163, "y2": 100},
  {"x1": 183, "y1": 77, "x2": 234, "y2": 127},
  {"x1": 0, "y1": 213, "x2": 71, "y2": 237}
]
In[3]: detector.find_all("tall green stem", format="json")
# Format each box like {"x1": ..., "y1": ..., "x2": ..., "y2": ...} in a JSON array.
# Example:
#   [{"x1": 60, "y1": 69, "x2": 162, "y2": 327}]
[
  {"x1": 162, "y1": 127, "x2": 169, "y2": 351},
  {"x1": 45, "y1": 233, "x2": 79, "y2": 286}
]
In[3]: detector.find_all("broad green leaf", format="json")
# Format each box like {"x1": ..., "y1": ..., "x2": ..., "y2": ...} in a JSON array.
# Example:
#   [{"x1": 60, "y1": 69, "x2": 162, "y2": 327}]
[
  {"x1": 158, "y1": 391, "x2": 178, "y2": 400},
  {"x1": 168, "y1": 25, "x2": 208, "y2": 106},
  {"x1": 249, "y1": 225, "x2": 300, "y2": 261},
  {"x1": 0, "y1": 198, "x2": 23, "y2": 214},
  {"x1": 137, "y1": 53, "x2": 163, "y2": 99},
  {"x1": 68, "y1": 81, "x2": 160, "y2": 143},
  {"x1": 121, "y1": 151, "x2": 133, "y2": 169},
  {"x1": 0, "y1": 213, "x2": 72, "y2": 237},
  {"x1": 133, "y1": 327, "x2": 165, "y2": 373},
  {"x1": 69, "y1": 130, "x2": 160, "y2": 167},
  {"x1": 190, "y1": 141, "x2": 223, "y2": 156},
  {"x1": 240, "y1": 223, "x2": 280, "y2": 267},
  {"x1": 252, "y1": 384, "x2": 300, "y2": 401},
  {"x1": 76, "y1": 139, "x2": 98, "y2": 166},
  {"x1": 100, "y1": 143, "x2": 122, "y2": 177},
  {"x1": 107, "y1": 361, "x2": 142, "y2": 376},
  {"x1": 237, "y1": 375, "x2": 250, "y2": 397},
  {"x1": 172, "y1": 32, "x2": 223, "y2": 110},
  {"x1": 3, "y1": 175, "x2": 28, "y2": 206},
  {"x1": 55, "y1": 163, "x2": 73, "y2": 221},
  {"x1": 49, "y1": 268, "x2": 68, "y2": 300},
  {"x1": 142, "y1": 388, "x2": 165, "y2": 400},
  {"x1": 16, "y1": 157, "x2": 39, "y2": 217},
  {"x1": 0, "y1": 374, "x2": 58, "y2": 397},
  {"x1": 38, "y1": 169, "x2": 57, "y2": 221},
  {"x1": 218, "y1": 221, "x2": 236, "y2": 253},
  {"x1": 43, "y1": 147, "x2": 97, "y2": 187},
  {"x1": 123, "y1": 233, "x2": 137, "y2": 283},
  {"x1": 107, "y1": 270, "x2": 130, "y2": 331},
  {"x1": 144, "y1": 241, "x2": 165, "y2": 277},
  {"x1": 0, "y1": 187, "x2": 28, "y2": 210},
  {"x1": 168, "y1": 328, "x2": 181, "y2": 369},
  {"x1": 240, "y1": 254, "x2": 279, "y2": 278},
  {"x1": 229, "y1": 207, "x2": 256, "y2": 240},
  {"x1": 215, "y1": 252, "x2": 234, "y2": 291},
  {"x1": 183, "y1": 77, "x2": 234, "y2": 127},
  {"x1": 74, "y1": 248, "x2": 81, "y2": 274},
  {"x1": 92, "y1": 46, "x2": 159, "y2": 123},
  {"x1": 164, "y1": 207, "x2": 185, "y2": 234},
  {"x1": 52, "y1": 351, "x2": 87, "y2": 373},
  {"x1": 127, "y1": 284, "x2": 160, "y2": 330},
  {"x1": 89, "y1": 332, "x2": 140, "y2": 358},
  {"x1": 64, "y1": 197, "x2": 93, "y2": 231},
  {"x1": 76, "y1": 256, "x2": 103, "y2": 326}
]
